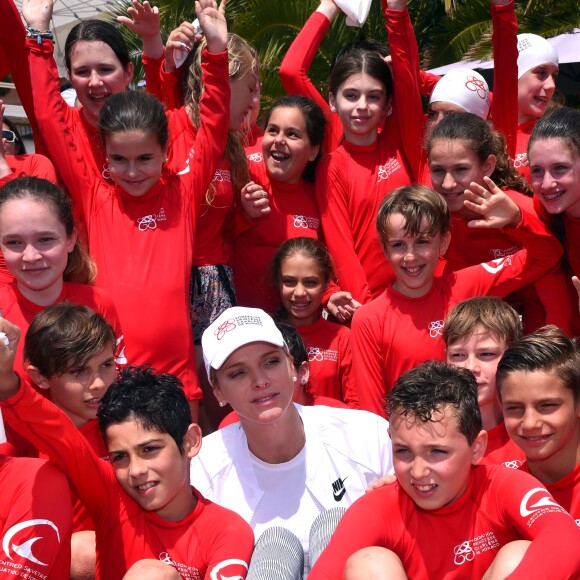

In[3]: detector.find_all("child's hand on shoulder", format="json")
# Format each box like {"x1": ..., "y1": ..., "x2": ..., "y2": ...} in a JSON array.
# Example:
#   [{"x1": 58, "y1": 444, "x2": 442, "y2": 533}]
[
  {"x1": 463, "y1": 176, "x2": 522, "y2": 230},
  {"x1": 241, "y1": 181, "x2": 270, "y2": 219}
]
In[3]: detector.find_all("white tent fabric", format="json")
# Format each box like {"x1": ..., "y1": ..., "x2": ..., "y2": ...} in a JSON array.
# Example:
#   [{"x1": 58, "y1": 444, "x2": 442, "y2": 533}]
[{"x1": 428, "y1": 29, "x2": 580, "y2": 74}]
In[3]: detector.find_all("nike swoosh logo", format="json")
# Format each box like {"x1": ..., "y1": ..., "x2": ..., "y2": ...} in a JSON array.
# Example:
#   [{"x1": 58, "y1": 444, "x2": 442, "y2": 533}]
[{"x1": 333, "y1": 486, "x2": 346, "y2": 502}]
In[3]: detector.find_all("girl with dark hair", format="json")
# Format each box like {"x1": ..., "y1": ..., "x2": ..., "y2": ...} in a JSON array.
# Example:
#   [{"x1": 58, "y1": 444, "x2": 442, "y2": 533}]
[
  {"x1": 272, "y1": 237, "x2": 357, "y2": 407},
  {"x1": 314, "y1": 0, "x2": 419, "y2": 305},
  {"x1": 0, "y1": 176, "x2": 124, "y2": 380},
  {"x1": 4, "y1": 0, "x2": 139, "y2": 180},
  {"x1": 427, "y1": 111, "x2": 572, "y2": 333},
  {"x1": 21, "y1": 0, "x2": 235, "y2": 423}
]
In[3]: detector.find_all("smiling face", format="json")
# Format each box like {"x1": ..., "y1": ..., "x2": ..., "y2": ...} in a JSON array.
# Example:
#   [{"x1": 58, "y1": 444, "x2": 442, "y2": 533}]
[
  {"x1": 329, "y1": 72, "x2": 389, "y2": 146},
  {"x1": 429, "y1": 139, "x2": 496, "y2": 215},
  {"x1": 0, "y1": 198, "x2": 76, "y2": 305},
  {"x1": 528, "y1": 137, "x2": 580, "y2": 218},
  {"x1": 500, "y1": 370, "x2": 580, "y2": 478},
  {"x1": 517, "y1": 64, "x2": 558, "y2": 124},
  {"x1": 383, "y1": 213, "x2": 450, "y2": 298},
  {"x1": 446, "y1": 329, "x2": 506, "y2": 429},
  {"x1": 68, "y1": 40, "x2": 133, "y2": 126},
  {"x1": 390, "y1": 405, "x2": 486, "y2": 510},
  {"x1": 106, "y1": 420, "x2": 200, "y2": 521},
  {"x1": 279, "y1": 254, "x2": 327, "y2": 327},
  {"x1": 212, "y1": 342, "x2": 296, "y2": 426},
  {"x1": 261, "y1": 106, "x2": 320, "y2": 184},
  {"x1": 105, "y1": 130, "x2": 166, "y2": 197}
]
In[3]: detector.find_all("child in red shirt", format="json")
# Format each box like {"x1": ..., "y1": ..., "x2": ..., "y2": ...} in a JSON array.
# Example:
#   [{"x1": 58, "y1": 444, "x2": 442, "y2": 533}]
[
  {"x1": 0, "y1": 318, "x2": 254, "y2": 580},
  {"x1": 528, "y1": 107, "x2": 580, "y2": 330},
  {"x1": 271, "y1": 237, "x2": 357, "y2": 407},
  {"x1": 497, "y1": 326, "x2": 580, "y2": 525},
  {"x1": 427, "y1": 111, "x2": 572, "y2": 333},
  {"x1": 352, "y1": 184, "x2": 561, "y2": 418},
  {"x1": 0, "y1": 176, "x2": 124, "y2": 377},
  {"x1": 444, "y1": 297, "x2": 526, "y2": 467},
  {"x1": 309, "y1": 361, "x2": 580, "y2": 579}
]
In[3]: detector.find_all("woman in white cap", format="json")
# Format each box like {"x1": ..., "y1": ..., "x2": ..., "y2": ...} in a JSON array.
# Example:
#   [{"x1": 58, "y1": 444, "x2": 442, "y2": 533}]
[{"x1": 191, "y1": 306, "x2": 393, "y2": 576}]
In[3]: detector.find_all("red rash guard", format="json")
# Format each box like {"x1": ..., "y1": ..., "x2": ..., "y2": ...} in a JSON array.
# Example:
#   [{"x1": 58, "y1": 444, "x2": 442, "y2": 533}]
[
  {"x1": 352, "y1": 211, "x2": 562, "y2": 418},
  {"x1": 28, "y1": 40, "x2": 231, "y2": 399},
  {"x1": 0, "y1": 379, "x2": 254, "y2": 580},
  {"x1": 309, "y1": 464, "x2": 580, "y2": 579},
  {"x1": 480, "y1": 422, "x2": 526, "y2": 468}
]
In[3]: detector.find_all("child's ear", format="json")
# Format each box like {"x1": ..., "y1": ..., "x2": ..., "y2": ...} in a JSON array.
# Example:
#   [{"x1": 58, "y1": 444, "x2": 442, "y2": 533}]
[
  {"x1": 470, "y1": 429, "x2": 488, "y2": 465},
  {"x1": 297, "y1": 361, "x2": 310, "y2": 386},
  {"x1": 483, "y1": 154, "x2": 497, "y2": 178},
  {"x1": 328, "y1": 92, "x2": 337, "y2": 113},
  {"x1": 183, "y1": 423, "x2": 203, "y2": 459},
  {"x1": 308, "y1": 143, "x2": 321, "y2": 162},
  {"x1": 25, "y1": 365, "x2": 51, "y2": 391},
  {"x1": 211, "y1": 383, "x2": 227, "y2": 408},
  {"x1": 439, "y1": 231, "x2": 452, "y2": 257}
]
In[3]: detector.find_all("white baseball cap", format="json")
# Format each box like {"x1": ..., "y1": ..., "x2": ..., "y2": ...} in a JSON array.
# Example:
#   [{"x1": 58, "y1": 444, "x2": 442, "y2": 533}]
[
  {"x1": 517, "y1": 33, "x2": 559, "y2": 79},
  {"x1": 202, "y1": 307, "x2": 286, "y2": 380},
  {"x1": 430, "y1": 68, "x2": 490, "y2": 119}
]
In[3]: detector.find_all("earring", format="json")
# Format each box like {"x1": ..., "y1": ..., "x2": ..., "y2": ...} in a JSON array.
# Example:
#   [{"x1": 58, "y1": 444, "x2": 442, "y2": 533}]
[
  {"x1": 301, "y1": 378, "x2": 307, "y2": 385},
  {"x1": 293, "y1": 376, "x2": 298, "y2": 383},
  {"x1": 218, "y1": 401, "x2": 226, "y2": 407}
]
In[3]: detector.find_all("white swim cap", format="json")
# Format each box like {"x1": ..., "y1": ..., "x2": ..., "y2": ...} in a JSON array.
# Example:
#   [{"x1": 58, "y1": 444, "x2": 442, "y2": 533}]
[
  {"x1": 517, "y1": 33, "x2": 559, "y2": 79},
  {"x1": 430, "y1": 68, "x2": 490, "y2": 119}
]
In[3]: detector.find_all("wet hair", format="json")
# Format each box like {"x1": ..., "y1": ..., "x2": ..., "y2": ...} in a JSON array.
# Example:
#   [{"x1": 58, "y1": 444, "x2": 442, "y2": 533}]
[
  {"x1": 427, "y1": 112, "x2": 532, "y2": 196},
  {"x1": 180, "y1": 33, "x2": 255, "y2": 198},
  {"x1": 98, "y1": 366, "x2": 192, "y2": 452},
  {"x1": 330, "y1": 38, "x2": 389, "y2": 72},
  {"x1": 2, "y1": 117, "x2": 26, "y2": 155},
  {"x1": 99, "y1": 91, "x2": 168, "y2": 149},
  {"x1": 262, "y1": 95, "x2": 326, "y2": 182},
  {"x1": 376, "y1": 185, "x2": 451, "y2": 252},
  {"x1": 496, "y1": 325, "x2": 580, "y2": 403},
  {"x1": 24, "y1": 303, "x2": 116, "y2": 378},
  {"x1": 387, "y1": 360, "x2": 482, "y2": 445},
  {"x1": 329, "y1": 48, "x2": 393, "y2": 104},
  {"x1": 65, "y1": 19, "x2": 131, "y2": 74},
  {"x1": 443, "y1": 297, "x2": 522, "y2": 349},
  {"x1": 274, "y1": 320, "x2": 308, "y2": 369},
  {"x1": 271, "y1": 237, "x2": 334, "y2": 289},
  {"x1": 0, "y1": 176, "x2": 96, "y2": 284},
  {"x1": 528, "y1": 107, "x2": 580, "y2": 161}
]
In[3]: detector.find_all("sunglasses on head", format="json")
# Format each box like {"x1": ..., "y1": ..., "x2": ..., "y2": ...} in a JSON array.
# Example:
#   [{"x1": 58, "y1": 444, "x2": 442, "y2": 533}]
[{"x1": 2, "y1": 130, "x2": 17, "y2": 143}]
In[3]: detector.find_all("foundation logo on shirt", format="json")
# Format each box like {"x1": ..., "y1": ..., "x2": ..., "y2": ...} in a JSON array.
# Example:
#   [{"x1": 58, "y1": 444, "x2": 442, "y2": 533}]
[
  {"x1": 519, "y1": 487, "x2": 564, "y2": 527},
  {"x1": 428, "y1": 320, "x2": 444, "y2": 338},
  {"x1": 502, "y1": 459, "x2": 524, "y2": 469},
  {"x1": 490, "y1": 246, "x2": 519, "y2": 259},
  {"x1": 137, "y1": 208, "x2": 167, "y2": 231},
  {"x1": 453, "y1": 532, "x2": 499, "y2": 566},
  {"x1": 209, "y1": 558, "x2": 249, "y2": 580},
  {"x1": 214, "y1": 315, "x2": 263, "y2": 340},
  {"x1": 377, "y1": 158, "x2": 402, "y2": 183},
  {"x1": 157, "y1": 551, "x2": 212, "y2": 579},
  {"x1": 213, "y1": 169, "x2": 231, "y2": 183},
  {"x1": 308, "y1": 347, "x2": 338, "y2": 363},
  {"x1": 178, "y1": 146, "x2": 196, "y2": 175},
  {"x1": 247, "y1": 152, "x2": 263, "y2": 163},
  {"x1": 293, "y1": 215, "x2": 320, "y2": 230},
  {"x1": 481, "y1": 256, "x2": 512, "y2": 275},
  {"x1": 514, "y1": 152, "x2": 529, "y2": 169},
  {"x1": 575, "y1": 519, "x2": 580, "y2": 528},
  {"x1": 2, "y1": 519, "x2": 61, "y2": 567}
]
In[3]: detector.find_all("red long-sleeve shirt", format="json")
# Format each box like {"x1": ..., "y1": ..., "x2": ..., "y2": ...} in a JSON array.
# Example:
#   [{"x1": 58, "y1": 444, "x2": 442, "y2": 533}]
[
  {"x1": 352, "y1": 210, "x2": 562, "y2": 418},
  {"x1": 0, "y1": 379, "x2": 254, "y2": 580},
  {"x1": 480, "y1": 422, "x2": 526, "y2": 468},
  {"x1": 309, "y1": 464, "x2": 580, "y2": 579},
  {"x1": 0, "y1": 455, "x2": 73, "y2": 579},
  {"x1": 28, "y1": 41, "x2": 231, "y2": 399}
]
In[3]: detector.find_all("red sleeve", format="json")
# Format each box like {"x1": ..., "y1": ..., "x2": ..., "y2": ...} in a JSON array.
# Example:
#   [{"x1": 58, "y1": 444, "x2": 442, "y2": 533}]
[
  {"x1": 309, "y1": 485, "x2": 401, "y2": 579},
  {"x1": 159, "y1": 59, "x2": 184, "y2": 111},
  {"x1": 142, "y1": 52, "x2": 165, "y2": 104},
  {"x1": 533, "y1": 270, "x2": 574, "y2": 335},
  {"x1": 350, "y1": 302, "x2": 389, "y2": 418},
  {"x1": 0, "y1": 378, "x2": 116, "y2": 527},
  {"x1": 315, "y1": 155, "x2": 373, "y2": 304},
  {"x1": 0, "y1": 0, "x2": 49, "y2": 156},
  {"x1": 6, "y1": 153, "x2": 57, "y2": 182},
  {"x1": 383, "y1": 4, "x2": 424, "y2": 181},
  {"x1": 0, "y1": 456, "x2": 73, "y2": 579},
  {"x1": 338, "y1": 326, "x2": 358, "y2": 408},
  {"x1": 419, "y1": 70, "x2": 441, "y2": 96},
  {"x1": 495, "y1": 470, "x2": 580, "y2": 579},
  {"x1": 490, "y1": 0, "x2": 518, "y2": 157}
]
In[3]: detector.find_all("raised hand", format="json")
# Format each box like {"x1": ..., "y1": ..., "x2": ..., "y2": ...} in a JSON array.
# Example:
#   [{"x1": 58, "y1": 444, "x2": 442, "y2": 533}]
[
  {"x1": 164, "y1": 21, "x2": 199, "y2": 70},
  {"x1": 194, "y1": 0, "x2": 227, "y2": 54},
  {"x1": 327, "y1": 292, "x2": 362, "y2": 322},
  {"x1": 118, "y1": 1, "x2": 163, "y2": 59},
  {"x1": 463, "y1": 176, "x2": 522, "y2": 230},
  {"x1": 21, "y1": 0, "x2": 53, "y2": 32}
]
